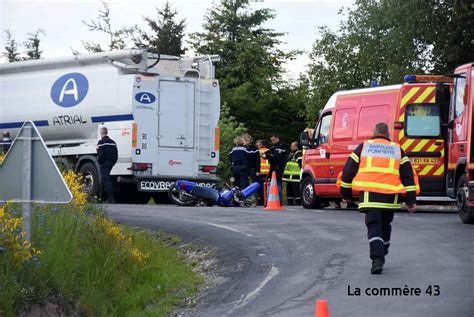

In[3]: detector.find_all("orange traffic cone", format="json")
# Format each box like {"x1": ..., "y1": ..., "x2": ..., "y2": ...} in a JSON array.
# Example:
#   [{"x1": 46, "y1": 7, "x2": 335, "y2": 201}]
[
  {"x1": 315, "y1": 299, "x2": 330, "y2": 317},
  {"x1": 265, "y1": 171, "x2": 284, "y2": 211}
]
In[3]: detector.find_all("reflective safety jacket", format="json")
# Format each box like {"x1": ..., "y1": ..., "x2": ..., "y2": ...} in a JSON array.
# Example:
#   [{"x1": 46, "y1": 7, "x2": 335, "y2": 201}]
[
  {"x1": 283, "y1": 150, "x2": 302, "y2": 182},
  {"x1": 340, "y1": 137, "x2": 419, "y2": 210},
  {"x1": 259, "y1": 147, "x2": 270, "y2": 175}
]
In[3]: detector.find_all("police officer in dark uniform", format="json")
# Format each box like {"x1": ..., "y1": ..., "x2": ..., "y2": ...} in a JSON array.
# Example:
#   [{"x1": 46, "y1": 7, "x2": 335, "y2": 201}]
[
  {"x1": 340, "y1": 123, "x2": 418, "y2": 274},
  {"x1": 229, "y1": 136, "x2": 251, "y2": 188},
  {"x1": 1, "y1": 131, "x2": 12, "y2": 155},
  {"x1": 242, "y1": 133, "x2": 259, "y2": 183},
  {"x1": 262, "y1": 132, "x2": 288, "y2": 203},
  {"x1": 97, "y1": 127, "x2": 118, "y2": 203}
]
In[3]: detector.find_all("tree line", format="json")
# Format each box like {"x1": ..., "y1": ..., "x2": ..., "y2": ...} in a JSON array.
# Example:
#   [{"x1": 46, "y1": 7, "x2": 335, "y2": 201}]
[{"x1": 2, "y1": 0, "x2": 473, "y2": 180}]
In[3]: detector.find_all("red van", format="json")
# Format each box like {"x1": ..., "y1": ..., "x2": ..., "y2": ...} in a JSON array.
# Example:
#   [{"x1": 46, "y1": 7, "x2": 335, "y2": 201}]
[{"x1": 300, "y1": 82, "x2": 448, "y2": 208}]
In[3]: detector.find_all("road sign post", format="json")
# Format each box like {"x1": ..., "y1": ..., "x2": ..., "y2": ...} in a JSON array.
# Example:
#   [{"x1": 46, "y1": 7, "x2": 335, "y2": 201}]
[
  {"x1": 0, "y1": 121, "x2": 72, "y2": 243},
  {"x1": 22, "y1": 125, "x2": 33, "y2": 242}
]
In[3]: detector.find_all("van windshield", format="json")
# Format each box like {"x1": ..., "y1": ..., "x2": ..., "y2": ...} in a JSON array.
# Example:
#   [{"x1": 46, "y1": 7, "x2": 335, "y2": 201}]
[{"x1": 405, "y1": 103, "x2": 440, "y2": 137}]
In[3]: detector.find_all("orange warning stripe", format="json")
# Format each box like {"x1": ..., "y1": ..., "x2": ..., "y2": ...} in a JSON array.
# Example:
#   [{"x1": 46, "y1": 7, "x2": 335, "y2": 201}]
[{"x1": 132, "y1": 122, "x2": 137, "y2": 148}]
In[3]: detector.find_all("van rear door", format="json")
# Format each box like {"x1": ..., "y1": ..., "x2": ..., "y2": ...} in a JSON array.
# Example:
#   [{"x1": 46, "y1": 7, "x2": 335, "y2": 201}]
[
  {"x1": 397, "y1": 84, "x2": 445, "y2": 195},
  {"x1": 156, "y1": 78, "x2": 196, "y2": 177}
]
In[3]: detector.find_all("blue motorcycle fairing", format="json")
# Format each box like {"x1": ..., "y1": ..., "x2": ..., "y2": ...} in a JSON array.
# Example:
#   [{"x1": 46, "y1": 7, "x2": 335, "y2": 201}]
[
  {"x1": 190, "y1": 186, "x2": 220, "y2": 203},
  {"x1": 173, "y1": 180, "x2": 262, "y2": 207},
  {"x1": 175, "y1": 180, "x2": 196, "y2": 192},
  {"x1": 218, "y1": 188, "x2": 237, "y2": 207},
  {"x1": 241, "y1": 182, "x2": 260, "y2": 198}
]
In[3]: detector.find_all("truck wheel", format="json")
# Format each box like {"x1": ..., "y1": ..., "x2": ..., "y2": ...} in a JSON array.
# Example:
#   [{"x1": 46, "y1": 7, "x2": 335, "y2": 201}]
[
  {"x1": 301, "y1": 177, "x2": 321, "y2": 209},
  {"x1": 456, "y1": 174, "x2": 474, "y2": 224},
  {"x1": 78, "y1": 162, "x2": 100, "y2": 201}
]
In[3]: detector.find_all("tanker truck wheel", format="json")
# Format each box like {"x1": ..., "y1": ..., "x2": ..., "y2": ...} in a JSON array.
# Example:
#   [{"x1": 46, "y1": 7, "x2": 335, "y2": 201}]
[
  {"x1": 301, "y1": 177, "x2": 321, "y2": 209},
  {"x1": 78, "y1": 162, "x2": 100, "y2": 201},
  {"x1": 456, "y1": 174, "x2": 474, "y2": 224}
]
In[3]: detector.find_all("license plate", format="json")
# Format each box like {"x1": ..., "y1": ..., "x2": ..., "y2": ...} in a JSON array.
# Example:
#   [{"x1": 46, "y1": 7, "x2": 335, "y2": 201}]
[
  {"x1": 411, "y1": 157, "x2": 438, "y2": 165},
  {"x1": 139, "y1": 180, "x2": 216, "y2": 192}
]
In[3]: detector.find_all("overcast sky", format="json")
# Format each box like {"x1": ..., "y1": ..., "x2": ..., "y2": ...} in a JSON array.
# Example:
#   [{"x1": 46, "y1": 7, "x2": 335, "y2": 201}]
[{"x1": 0, "y1": 0, "x2": 355, "y2": 79}]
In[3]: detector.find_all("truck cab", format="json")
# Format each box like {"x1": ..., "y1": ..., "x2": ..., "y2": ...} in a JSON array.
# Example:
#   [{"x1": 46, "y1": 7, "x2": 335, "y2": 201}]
[{"x1": 446, "y1": 63, "x2": 474, "y2": 223}]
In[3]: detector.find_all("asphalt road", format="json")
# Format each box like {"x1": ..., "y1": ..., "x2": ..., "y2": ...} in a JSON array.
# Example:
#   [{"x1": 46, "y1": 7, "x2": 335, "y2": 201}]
[{"x1": 105, "y1": 204, "x2": 473, "y2": 317}]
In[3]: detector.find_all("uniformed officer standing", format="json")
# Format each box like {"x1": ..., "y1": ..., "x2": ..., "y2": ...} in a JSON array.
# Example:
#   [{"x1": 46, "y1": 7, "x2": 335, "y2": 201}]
[
  {"x1": 97, "y1": 127, "x2": 118, "y2": 203},
  {"x1": 229, "y1": 136, "x2": 250, "y2": 189},
  {"x1": 1, "y1": 131, "x2": 12, "y2": 155},
  {"x1": 262, "y1": 133, "x2": 288, "y2": 203},
  {"x1": 242, "y1": 133, "x2": 259, "y2": 183},
  {"x1": 340, "y1": 122, "x2": 418, "y2": 274},
  {"x1": 283, "y1": 141, "x2": 303, "y2": 205}
]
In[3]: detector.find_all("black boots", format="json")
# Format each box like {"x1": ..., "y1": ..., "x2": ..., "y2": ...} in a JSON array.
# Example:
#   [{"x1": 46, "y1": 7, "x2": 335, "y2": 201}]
[{"x1": 371, "y1": 258, "x2": 384, "y2": 274}]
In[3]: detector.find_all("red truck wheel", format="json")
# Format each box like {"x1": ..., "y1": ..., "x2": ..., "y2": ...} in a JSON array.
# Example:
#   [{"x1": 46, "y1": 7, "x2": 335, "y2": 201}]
[
  {"x1": 301, "y1": 177, "x2": 321, "y2": 209},
  {"x1": 456, "y1": 174, "x2": 474, "y2": 224}
]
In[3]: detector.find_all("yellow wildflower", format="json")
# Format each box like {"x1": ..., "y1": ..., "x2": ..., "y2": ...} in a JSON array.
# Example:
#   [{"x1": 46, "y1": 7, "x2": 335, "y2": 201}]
[
  {"x1": 95, "y1": 214, "x2": 149, "y2": 264},
  {"x1": 0, "y1": 203, "x2": 41, "y2": 266},
  {"x1": 62, "y1": 170, "x2": 88, "y2": 212},
  {"x1": 131, "y1": 247, "x2": 149, "y2": 263}
]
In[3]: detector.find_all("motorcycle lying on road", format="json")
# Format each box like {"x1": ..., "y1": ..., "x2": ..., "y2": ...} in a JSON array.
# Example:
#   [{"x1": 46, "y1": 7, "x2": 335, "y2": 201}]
[{"x1": 168, "y1": 180, "x2": 260, "y2": 207}]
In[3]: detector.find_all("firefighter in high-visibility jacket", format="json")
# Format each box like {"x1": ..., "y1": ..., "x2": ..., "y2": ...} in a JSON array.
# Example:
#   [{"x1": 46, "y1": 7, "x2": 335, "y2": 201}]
[
  {"x1": 340, "y1": 122, "x2": 419, "y2": 274},
  {"x1": 283, "y1": 141, "x2": 303, "y2": 205},
  {"x1": 256, "y1": 139, "x2": 271, "y2": 205}
]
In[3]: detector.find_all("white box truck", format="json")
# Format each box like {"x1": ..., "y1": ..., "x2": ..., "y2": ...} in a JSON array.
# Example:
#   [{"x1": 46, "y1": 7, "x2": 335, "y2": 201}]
[{"x1": 0, "y1": 49, "x2": 220, "y2": 203}]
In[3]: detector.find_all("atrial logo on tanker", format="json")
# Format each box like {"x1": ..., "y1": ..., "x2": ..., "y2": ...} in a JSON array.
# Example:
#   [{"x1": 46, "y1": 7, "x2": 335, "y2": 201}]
[
  {"x1": 135, "y1": 92, "x2": 156, "y2": 104},
  {"x1": 51, "y1": 73, "x2": 89, "y2": 108}
]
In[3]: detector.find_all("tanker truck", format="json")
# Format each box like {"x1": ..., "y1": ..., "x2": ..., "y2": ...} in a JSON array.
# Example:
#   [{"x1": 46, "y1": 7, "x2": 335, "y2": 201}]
[{"x1": 0, "y1": 49, "x2": 221, "y2": 203}]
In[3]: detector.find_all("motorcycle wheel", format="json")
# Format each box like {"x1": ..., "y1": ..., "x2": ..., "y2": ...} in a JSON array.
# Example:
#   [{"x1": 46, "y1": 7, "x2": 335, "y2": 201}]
[
  {"x1": 244, "y1": 196, "x2": 258, "y2": 207},
  {"x1": 168, "y1": 182, "x2": 197, "y2": 206},
  {"x1": 233, "y1": 192, "x2": 258, "y2": 207}
]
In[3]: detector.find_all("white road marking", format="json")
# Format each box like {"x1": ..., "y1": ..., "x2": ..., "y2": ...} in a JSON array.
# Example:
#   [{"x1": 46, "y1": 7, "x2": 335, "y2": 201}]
[
  {"x1": 395, "y1": 215, "x2": 422, "y2": 220},
  {"x1": 206, "y1": 222, "x2": 253, "y2": 237},
  {"x1": 228, "y1": 265, "x2": 279, "y2": 314}
]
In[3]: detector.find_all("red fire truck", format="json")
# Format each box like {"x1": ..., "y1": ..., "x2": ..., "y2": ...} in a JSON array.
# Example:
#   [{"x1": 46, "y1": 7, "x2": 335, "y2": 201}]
[
  {"x1": 300, "y1": 81, "x2": 449, "y2": 210},
  {"x1": 443, "y1": 62, "x2": 474, "y2": 223}
]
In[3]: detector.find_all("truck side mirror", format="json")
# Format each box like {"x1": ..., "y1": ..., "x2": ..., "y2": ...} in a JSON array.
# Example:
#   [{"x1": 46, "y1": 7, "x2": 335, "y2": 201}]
[{"x1": 300, "y1": 132, "x2": 311, "y2": 148}]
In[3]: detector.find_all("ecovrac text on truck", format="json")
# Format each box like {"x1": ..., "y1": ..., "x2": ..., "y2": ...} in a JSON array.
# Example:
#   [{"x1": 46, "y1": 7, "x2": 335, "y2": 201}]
[{"x1": 0, "y1": 49, "x2": 221, "y2": 203}]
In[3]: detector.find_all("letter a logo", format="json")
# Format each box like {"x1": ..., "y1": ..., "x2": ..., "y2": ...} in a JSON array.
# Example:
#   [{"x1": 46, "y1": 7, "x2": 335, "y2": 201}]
[
  {"x1": 134, "y1": 92, "x2": 156, "y2": 104},
  {"x1": 59, "y1": 78, "x2": 79, "y2": 102},
  {"x1": 51, "y1": 73, "x2": 88, "y2": 108},
  {"x1": 140, "y1": 93, "x2": 151, "y2": 103}
]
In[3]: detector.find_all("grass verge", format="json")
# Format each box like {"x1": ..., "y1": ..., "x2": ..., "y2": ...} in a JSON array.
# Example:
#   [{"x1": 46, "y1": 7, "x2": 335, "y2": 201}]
[{"x1": 0, "y1": 172, "x2": 202, "y2": 316}]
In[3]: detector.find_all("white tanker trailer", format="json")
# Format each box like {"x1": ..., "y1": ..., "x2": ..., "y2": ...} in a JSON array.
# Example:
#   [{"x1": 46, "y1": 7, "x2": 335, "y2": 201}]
[{"x1": 0, "y1": 49, "x2": 221, "y2": 203}]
